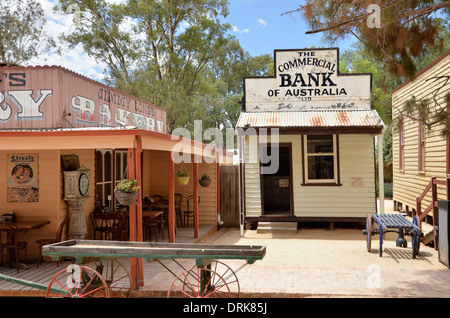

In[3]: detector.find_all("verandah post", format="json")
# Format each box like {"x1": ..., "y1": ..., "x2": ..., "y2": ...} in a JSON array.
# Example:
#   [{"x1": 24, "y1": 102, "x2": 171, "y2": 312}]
[
  {"x1": 168, "y1": 152, "x2": 175, "y2": 243},
  {"x1": 194, "y1": 155, "x2": 199, "y2": 238},
  {"x1": 128, "y1": 139, "x2": 144, "y2": 289}
]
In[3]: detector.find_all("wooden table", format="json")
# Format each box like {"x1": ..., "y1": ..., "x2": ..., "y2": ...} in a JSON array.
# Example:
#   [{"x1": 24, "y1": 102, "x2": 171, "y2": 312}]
[
  {"x1": 142, "y1": 210, "x2": 163, "y2": 220},
  {"x1": 0, "y1": 221, "x2": 50, "y2": 270}
]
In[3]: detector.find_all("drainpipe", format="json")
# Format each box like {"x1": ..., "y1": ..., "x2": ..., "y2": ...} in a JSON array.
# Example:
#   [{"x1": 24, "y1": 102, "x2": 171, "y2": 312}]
[{"x1": 238, "y1": 133, "x2": 244, "y2": 237}]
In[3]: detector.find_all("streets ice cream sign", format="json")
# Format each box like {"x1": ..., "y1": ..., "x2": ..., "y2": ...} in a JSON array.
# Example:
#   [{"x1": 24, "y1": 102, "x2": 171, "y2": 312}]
[{"x1": 243, "y1": 48, "x2": 372, "y2": 112}]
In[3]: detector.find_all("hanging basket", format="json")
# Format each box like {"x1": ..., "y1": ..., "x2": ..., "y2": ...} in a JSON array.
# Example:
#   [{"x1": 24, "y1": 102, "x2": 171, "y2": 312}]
[
  {"x1": 176, "y1": 176, "x2": 190, "y2": 185},
  {"x1": 199, "y1": 178, "x2": 212, "y2": 187},
  {"x1": 114, "y1": 191, "x2": 139, "y2": 206}
]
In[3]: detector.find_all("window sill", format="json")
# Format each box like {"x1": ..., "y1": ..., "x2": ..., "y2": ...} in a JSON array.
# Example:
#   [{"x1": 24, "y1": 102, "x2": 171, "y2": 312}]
[{"x1": 301, "y1": 183, "x2": 342, "y2": 186}]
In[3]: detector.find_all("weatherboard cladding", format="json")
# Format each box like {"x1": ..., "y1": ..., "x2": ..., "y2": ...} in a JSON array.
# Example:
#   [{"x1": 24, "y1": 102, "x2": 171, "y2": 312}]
[{"x1": 236, "y1": 110, "x2": 384, "y2": 129}]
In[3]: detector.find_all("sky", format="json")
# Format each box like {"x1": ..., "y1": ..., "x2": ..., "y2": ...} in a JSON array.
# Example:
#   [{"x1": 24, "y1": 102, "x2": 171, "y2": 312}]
[
  {"x1": 224, "y1": 0, "x2": 355, "y2": 57},
  {"x1": 31, "y1": 0, "x2": 357, "y2": 82}
]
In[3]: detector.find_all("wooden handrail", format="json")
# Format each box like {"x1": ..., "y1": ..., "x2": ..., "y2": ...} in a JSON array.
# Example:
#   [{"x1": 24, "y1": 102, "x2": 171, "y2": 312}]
[
  {"x1": 417, "y1": 178, "x2": 434, "y2": 203},
  {"x1": 416, "y1": 176, "x2": 450, "y2": 250}
]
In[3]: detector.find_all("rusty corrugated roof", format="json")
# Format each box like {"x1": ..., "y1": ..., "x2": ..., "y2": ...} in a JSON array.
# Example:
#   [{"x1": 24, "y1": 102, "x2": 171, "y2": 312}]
[{"x1": 236, "y1": 110, "x2": 384, "y2": 128}]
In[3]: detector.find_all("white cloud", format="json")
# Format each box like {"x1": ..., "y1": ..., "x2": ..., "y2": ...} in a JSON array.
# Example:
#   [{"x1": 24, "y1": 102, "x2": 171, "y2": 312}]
[
  {"x1": 231, "y1": 25, "x2": 250, "y2": 34},
  {"x1": 28, "y1": 0, "x2": 107, "y2": 81},
  {"x1": 257, "y1": 18, "x2": 267, "y2": 27}
]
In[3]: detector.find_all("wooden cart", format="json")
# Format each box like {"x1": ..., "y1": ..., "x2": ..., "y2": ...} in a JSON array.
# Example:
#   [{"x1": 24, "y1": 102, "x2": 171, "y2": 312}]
[
  {"x1": 363, "y1": 213, "x2": 422, "y2": 258},
  {"x1": 0, "y1": 239, "x2": 266, "y2": 298}
]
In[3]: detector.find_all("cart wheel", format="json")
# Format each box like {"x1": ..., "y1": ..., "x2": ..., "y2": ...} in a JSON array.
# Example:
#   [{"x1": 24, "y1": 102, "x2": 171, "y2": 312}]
[
  {"x1": 412, "y1": 215, "x2": 421, "y2": 258},
  {"x1": 167, "y1": 267, "x2": 231, "y2": 298},
  {"x1": 86, "y1": 260, "x2": 131, "y2": 297},
  {"x1": 192, "y1": 261, "x2": 240, "y2": 297},
  {"x1": 46, "y1": 264, "x2": 109, "y2": 298},
  {"x1": 366, "y1": 214, "x2": 373, "y2": 252}
]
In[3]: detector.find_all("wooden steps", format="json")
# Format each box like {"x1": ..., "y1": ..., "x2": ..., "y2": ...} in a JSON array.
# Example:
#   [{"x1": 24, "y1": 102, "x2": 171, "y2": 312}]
[{"x1": 257, "y1": 222, "x2": 298, "y2": 234}]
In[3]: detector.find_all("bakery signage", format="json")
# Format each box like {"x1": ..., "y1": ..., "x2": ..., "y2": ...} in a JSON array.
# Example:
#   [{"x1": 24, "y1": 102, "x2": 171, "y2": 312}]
[
  {"x1": 244, "y1": 48, "x2": 372, "y2": 111},
  {"x1": 0, "y1": 66, "x2": 166, "y2": 131}
]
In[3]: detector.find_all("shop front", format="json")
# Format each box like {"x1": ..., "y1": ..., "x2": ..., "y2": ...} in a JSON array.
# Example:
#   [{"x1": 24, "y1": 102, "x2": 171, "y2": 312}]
[
  {"x1": 237, "y1": 48, "x2": 385, "y2": 230},
  {"x1": 0, "y1": 65, "x2": 228, "y2": 287}
]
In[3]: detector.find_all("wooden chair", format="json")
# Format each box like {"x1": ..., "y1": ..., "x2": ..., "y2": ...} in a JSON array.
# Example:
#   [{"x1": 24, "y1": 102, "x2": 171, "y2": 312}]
[
  {"x1": 143, "y1": 218, "x2": 160, "y2": 242},
  {"x1": 183, "y1": 195, "x2": 200, "y2": 227},
  {"x1": 144, "y1": 196, "x2": 165, "y2": 241},
  {"x1": 90, "y1": 209, "x2": 109, "y2": 240},
  {"x1": 105, "y1": 212, "x2": 126, "y2": 241},
  {"x1": 174, "y1": 193, "x2": 183, "y2": 227},
  {"x1": 0, "y1": 229, "x2": 27, "y2": 273},
  {"x1": 36, "y1": 218, "x2": 68, "y2": 267}
]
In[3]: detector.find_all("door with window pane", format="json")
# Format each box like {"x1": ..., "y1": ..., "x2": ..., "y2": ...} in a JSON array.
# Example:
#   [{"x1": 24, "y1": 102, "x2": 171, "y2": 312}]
[{"x1": 260, "y1": 144, "x2": 293, "y2": 215}]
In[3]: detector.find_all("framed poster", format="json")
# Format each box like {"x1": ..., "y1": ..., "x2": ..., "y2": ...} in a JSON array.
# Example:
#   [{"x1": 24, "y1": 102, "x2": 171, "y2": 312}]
[{"x1": 7, "y1": 154, "x2": 39, "y2": 202}]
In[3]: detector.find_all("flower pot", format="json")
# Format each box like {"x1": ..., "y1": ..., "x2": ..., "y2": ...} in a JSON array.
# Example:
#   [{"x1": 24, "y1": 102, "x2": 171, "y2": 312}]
[
  {"x1": 199, "y1": 178, "x2": 211, "y2": 187},
  {"x1": 176, "y1": 176, "x2": 190, "y2": 185},
  {"x1": 115, "y1": 191, "x2": 139, "y2": 206}
]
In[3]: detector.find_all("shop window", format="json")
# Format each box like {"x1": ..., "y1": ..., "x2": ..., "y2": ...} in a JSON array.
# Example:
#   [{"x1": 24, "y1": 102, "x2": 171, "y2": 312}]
[
  {"x1": 303, "y1": 135, "x2": 340, "y2": 185},
  {"x1": 418, "y1": 120, "x2": 425, "y2": 172}
]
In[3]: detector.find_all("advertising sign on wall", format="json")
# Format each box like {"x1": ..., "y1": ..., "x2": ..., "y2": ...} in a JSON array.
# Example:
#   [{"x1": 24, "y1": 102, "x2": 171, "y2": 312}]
[
  {"x1": 244, "y1": 48, "x2": 372, "y2": 112},
  {"x1": 7, "y1": 154, "x2": 39, "y2": 202},
  {"x1": 0, "y1": 66, "x2": 166, "y2": 131}
]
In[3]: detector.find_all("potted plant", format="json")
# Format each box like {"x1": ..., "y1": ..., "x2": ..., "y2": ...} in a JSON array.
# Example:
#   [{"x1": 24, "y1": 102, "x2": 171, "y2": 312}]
[
  {"x1": 176, "y1": 170, "x2": 190, "y2": 185},
  {"x1": 114, "y1": 179, "x2": 140, "y2": 205},
  {"x1": 199, "y1": 173, "x2": 212, "y2": 187}
]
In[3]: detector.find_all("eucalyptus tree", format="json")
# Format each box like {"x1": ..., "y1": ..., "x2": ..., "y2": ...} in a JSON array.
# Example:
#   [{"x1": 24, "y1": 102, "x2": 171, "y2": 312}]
[
  {"x1": 0, "y1": 0, "x2": 56, "y2": 64},
  {"x1": 56, "y1": 0, "x2": 234, "y2": 132},
  {"x1": 285, "y1": 0, "x2": 450, "y2": 80}
]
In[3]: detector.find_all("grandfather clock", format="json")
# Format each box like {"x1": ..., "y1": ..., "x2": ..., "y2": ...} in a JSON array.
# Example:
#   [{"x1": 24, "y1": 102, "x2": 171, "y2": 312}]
[{"x1": 63, "y1": 166, "x2": 90, "y2": 239}]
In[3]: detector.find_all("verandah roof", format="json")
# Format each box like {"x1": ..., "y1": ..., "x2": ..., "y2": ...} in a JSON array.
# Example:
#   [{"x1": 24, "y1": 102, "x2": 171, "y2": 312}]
[{"x1": 236, "y1": 109, "x2": 384, "y2": 134}]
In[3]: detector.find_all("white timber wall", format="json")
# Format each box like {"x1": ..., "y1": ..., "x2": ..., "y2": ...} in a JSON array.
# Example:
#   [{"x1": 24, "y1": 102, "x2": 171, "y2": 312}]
[{"x1": 243, "y1": 134, "x2": 377, "y2": 219}]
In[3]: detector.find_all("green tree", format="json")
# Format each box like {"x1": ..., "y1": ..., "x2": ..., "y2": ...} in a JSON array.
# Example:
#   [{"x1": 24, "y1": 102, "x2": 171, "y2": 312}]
[
  {"x1": 285, "y1": 0, "x2": 450, "y2": 80},
  {"x1": 56, "y1": 0, "x2": 231, "y2": 132},
  {"x1": 56, "y1": 0, "x2": 270, "y2": 137},
  {"x1": 55, "y1": 0, "x2": 137, "y2": 93},
  {"x1": 0, "y1": 0, "x2": 56, "y2": 64}
]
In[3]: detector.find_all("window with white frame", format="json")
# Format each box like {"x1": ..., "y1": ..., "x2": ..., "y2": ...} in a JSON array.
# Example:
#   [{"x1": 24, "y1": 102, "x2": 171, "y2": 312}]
[
  {"x1": 303, "y1": 135, "x2": 339, "y2": 184},
  {"x1": 115, "y1": 150, "x2": 128, "y2": 186},
  {"x1": 96, "y1": 149, "x2": 113, "y2": 207}
]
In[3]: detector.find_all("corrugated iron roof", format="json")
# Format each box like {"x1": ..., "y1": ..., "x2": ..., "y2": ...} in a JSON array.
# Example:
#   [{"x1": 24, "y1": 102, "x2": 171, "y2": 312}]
[{"x1": 236, "y1": 110, "x2": 384, "y2": 128}]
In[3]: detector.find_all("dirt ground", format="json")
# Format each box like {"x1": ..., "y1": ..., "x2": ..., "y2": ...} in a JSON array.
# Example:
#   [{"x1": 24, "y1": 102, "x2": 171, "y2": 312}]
[
  {"x1": 201, "y1": 199, "x2": 447, "y2": 271},
  {"x1": 203, "y1": 225, "x2": 445, "y2": 270}
]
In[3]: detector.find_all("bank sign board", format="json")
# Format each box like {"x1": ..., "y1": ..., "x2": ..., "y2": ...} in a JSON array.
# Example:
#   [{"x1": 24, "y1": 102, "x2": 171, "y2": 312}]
[
  {"x1": 243, "y1": 48, "x2": 371, "y2": 112},
  {"x1": 0, "y1": 66, "x2": 166, "y2": 131}
]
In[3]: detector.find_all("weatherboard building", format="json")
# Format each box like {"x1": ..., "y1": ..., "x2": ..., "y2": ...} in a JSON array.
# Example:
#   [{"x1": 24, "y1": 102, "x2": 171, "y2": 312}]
[{"x1": 236, "y1": 48, "x2": 385, "y2": 231}]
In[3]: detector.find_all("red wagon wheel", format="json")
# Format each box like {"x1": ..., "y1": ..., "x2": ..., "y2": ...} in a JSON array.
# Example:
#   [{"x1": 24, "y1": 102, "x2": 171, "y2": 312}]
[
  {"x1": 195, "y1": 261, "x2": 240, "y2": 297},
  {"x1": 85, "y1": 260, "x2": 131, "y2": 297},
  {"x1": 46, "y1": 264, "x2": 109, "y2": 298},
  {"x1": 167, "y1": 266, "x2": 231, "y2": 298}
]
